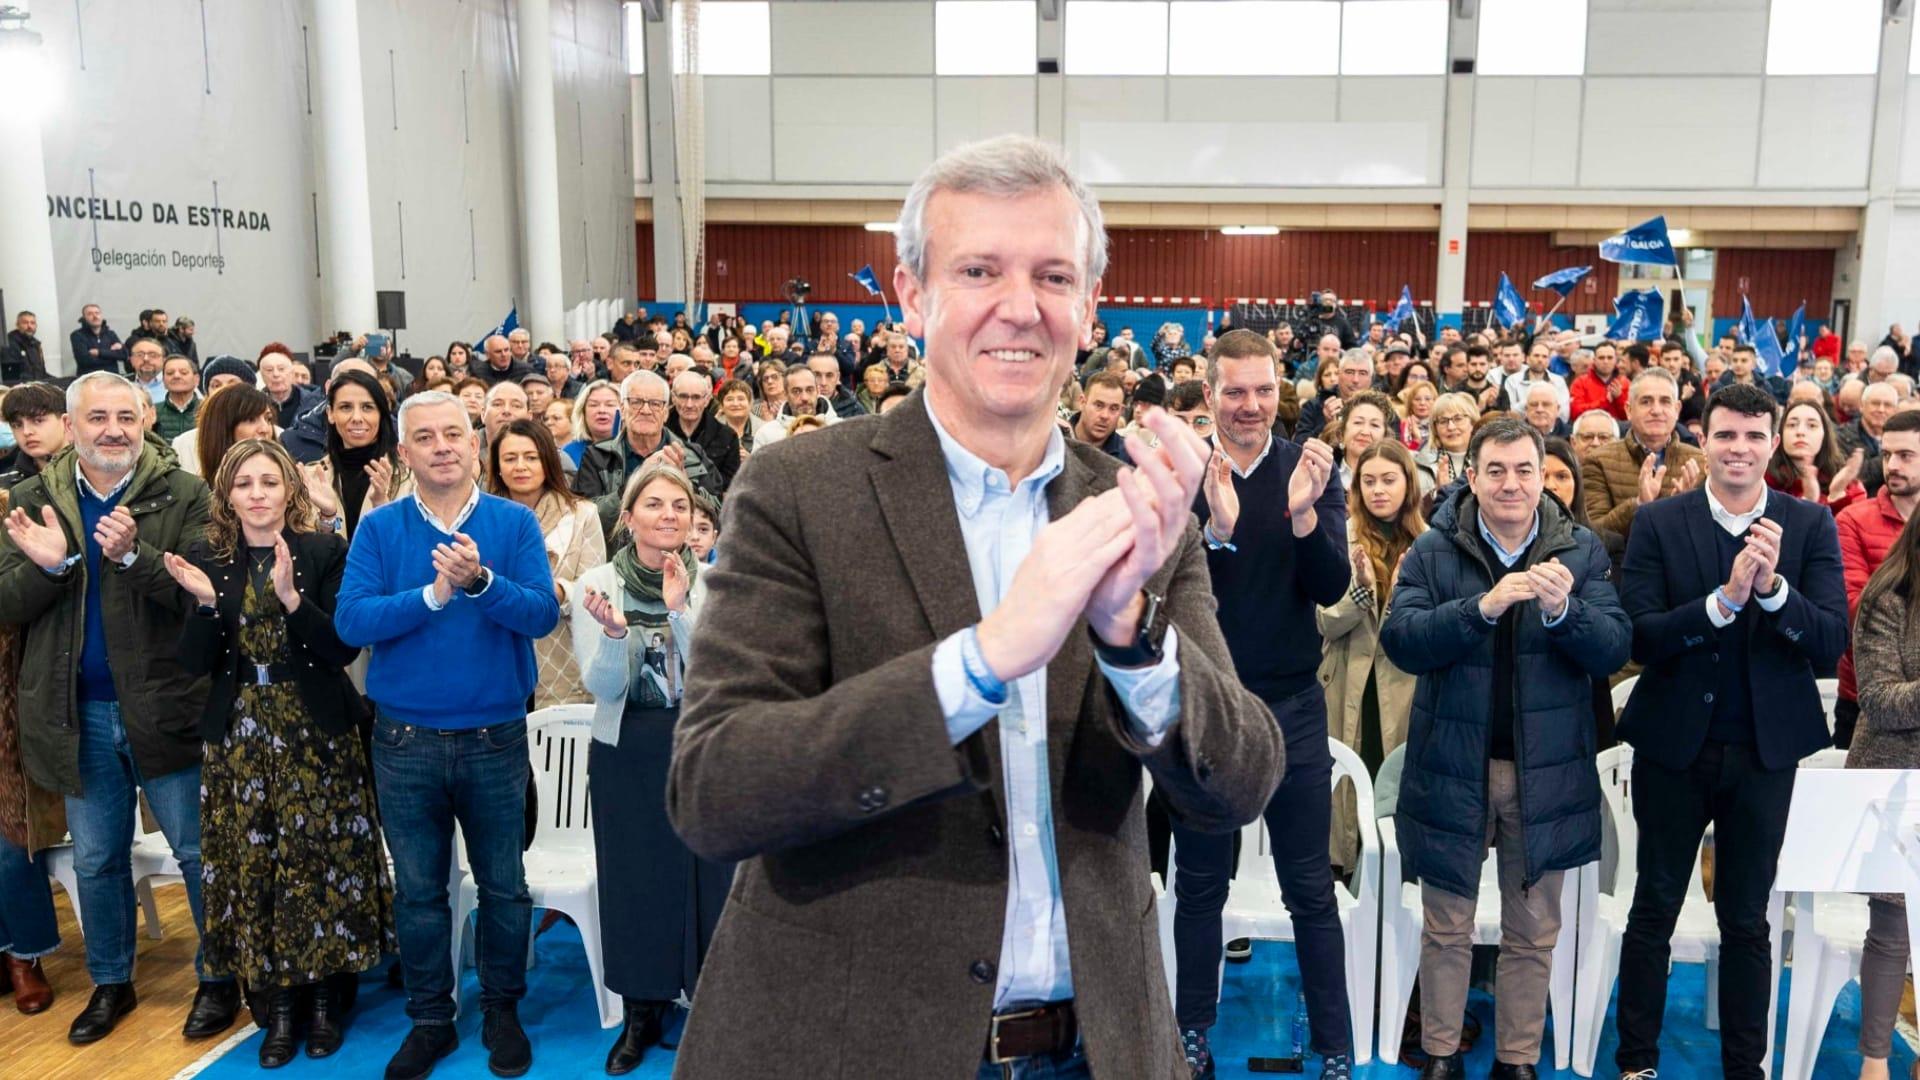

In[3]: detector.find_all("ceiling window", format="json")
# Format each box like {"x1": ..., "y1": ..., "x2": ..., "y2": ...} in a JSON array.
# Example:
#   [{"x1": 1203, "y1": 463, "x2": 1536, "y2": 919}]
[
  {"x1": 1768, "y1": 0, "x2": 1879, "y2": 76},
  {"x1": 1065, "y1": 1, "x2": 1169, "y2": 75},
  {"x1": 937, "y1": 1, "x2": 1038, "y2": 75},
  {"x1": 1476, "y1": 0, "x2": 1586, "y2": 76},
  {"x1": 1170, "y1": 2, "x2": 1339, "y2": 76},
  {"x1": 672, "y1": 1, "x2": 770, "y2": 76},
  {"x1": 1340, "y1": 0, "x2": 1447, "y2": 76}
]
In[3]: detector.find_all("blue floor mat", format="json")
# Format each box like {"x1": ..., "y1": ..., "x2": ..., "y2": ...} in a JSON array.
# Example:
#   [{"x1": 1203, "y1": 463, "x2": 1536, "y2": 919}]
[{"x1": 196, "y1": 929, "x2": 1913, "y2": 1078}]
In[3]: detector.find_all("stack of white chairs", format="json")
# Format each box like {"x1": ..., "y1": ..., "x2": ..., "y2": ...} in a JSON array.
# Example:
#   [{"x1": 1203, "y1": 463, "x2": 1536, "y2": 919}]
[
  {"x1": 1377, "y1": 745, "x2": 1585, "y2": 1069},
  {"x1": 453, "y1": 705, "x2": 620, "y2": 1028},
  {"x1": 1155, "y1": 739, "x2": 1381, "y2": 1063}
]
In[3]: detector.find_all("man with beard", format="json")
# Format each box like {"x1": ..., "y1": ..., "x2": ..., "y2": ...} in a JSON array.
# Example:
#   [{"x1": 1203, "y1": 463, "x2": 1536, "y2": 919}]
[
  {"x1": 1071, "y1": 372, "x2": 1131, "y2": 462},
  {"x1": 70, "y1": 304, "x2": 125, "y2": 375},
  {"x1": 1582, "y1": 369, "x2": 1705, "y2": 540},
  {"x1": 3, "y1": 311, "x2": 48, "y2": 383},
  {"x1": 1831, "y1": 409, "x2": 1920, "y2": 748},
  {"x1": 0, "y1": 372, "x2": 232, "y2": 1045}
]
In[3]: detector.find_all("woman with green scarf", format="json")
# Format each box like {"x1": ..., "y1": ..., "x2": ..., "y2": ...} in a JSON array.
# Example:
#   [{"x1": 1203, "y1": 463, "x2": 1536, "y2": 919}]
[{"x1": 571, "y1": 462, "x2": 733, "y2": 1075}]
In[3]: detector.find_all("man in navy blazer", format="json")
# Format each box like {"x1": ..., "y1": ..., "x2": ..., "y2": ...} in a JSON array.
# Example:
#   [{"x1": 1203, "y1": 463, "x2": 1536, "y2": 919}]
[{"x1": 1612, "y1": 382, "x2": 1848, "y2": 1080}]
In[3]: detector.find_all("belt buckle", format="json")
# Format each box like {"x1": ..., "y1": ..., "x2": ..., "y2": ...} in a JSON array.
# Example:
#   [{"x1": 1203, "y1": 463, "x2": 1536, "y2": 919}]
[
  {"x1": 988, "y1": 1006, "x2": 1047, "y2": 1065},
  {"x1": 255, "y1": 663, "x2": 271, "y2": 685}
]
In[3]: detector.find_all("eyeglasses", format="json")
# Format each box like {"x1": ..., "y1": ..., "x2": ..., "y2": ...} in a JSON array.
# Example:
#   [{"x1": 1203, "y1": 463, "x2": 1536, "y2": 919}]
[
  {"x1": 624, "y1": 397, "x2": 668, "y2": 411},
  {"x1": 1183, "y1": 415, "x2": 1214, "y2": 430},
  {"x1": 673, "y1": 393, "x2": 708, "y2": 404}
]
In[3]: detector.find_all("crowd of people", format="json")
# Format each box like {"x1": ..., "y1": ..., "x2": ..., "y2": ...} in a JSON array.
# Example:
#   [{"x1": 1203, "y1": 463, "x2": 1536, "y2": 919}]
[{"x1": 0, "y1": 140, "x2": 1918, "y2": 1080}]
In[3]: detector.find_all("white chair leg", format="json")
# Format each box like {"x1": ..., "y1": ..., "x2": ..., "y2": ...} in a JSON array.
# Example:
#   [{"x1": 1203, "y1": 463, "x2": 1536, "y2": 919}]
[
  {"x1": 50, "y1": 862, "x2": 82, "y2": 934},
  {"x1": 571, "y1": 892, "x2": 620, "y2": 1029},
  {"x1": 1378, "y1": 906, "x2": 1421, "y2": 1065},
  {"x1": 1345, "y1": 909, "x2": 1376, "y2": 1065},
  {"x1": 1705, "y1": 942, "x2": 1721, "y2": 1031},
  {"x1": 1157, "y1": 892, "x2": 1177, "y2": 1004},
  {"x1": 1573, "y1": 924, "x2": 1623, "y2": 1078},
  {"x1": 136, "y1": 877, "x2": 163, "y2": 940}
]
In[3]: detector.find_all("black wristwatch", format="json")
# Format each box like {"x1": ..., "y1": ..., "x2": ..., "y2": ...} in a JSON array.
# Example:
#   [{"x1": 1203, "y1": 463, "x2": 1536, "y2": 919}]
[
  {"x1": 1092, "y1": 590, "x2": 1170, "y2": 668},
  {"x1": 462, "y1": 567, "x2": 493, "y2": 598}
]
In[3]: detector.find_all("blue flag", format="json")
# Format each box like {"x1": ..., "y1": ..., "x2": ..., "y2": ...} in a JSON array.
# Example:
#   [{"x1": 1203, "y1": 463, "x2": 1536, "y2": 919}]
[
  {"x1": 1755, "y1": 318, "x2": 1787, "y2": 376},
  {"x1": 1493, "y1": 272, "x2": 1528, "y2": 328},
  {"x1": 1736, "y1": 295, "x2": 1759, "y2": 349},
  {"x1": 849, "y1": 265, "x2": 884, "y2": 297},
  {"x1": 1381, "y1": 285, "x2": 1416, "y2": 335},
  {"x1": 477, "y1": 305, "x2": 519, "y2": 346},
  {"x1": 1604, "y1": 288, "x2": 1664, "y2": 341},
  {"x1": 1779, "y1": 302, "x2": 1806, "y2": 378},
  {"x1": 1599, "y1": 216, "x2": 1679, "y2": 268},
  {"x1": 1532, "y1": 265, "x2": 1593, "y2": 297}
]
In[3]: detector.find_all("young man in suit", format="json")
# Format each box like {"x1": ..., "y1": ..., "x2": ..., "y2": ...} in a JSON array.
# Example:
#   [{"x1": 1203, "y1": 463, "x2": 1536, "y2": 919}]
[
  {"x1": 1612, "y1": 382, "x2": 1849, "y2": 1080},
  {"x1": 666, "y1": 135, "x2": 1282, "y2": 1079}
]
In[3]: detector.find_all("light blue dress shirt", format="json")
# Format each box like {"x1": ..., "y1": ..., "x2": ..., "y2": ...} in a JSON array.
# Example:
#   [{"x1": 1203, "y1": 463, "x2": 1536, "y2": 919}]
[
  {"x1": 1476, "y1": 510, "x2": 1567, "y2": 627},
  {"x1": 924, "y1": 399, "x2": 1184, "y2": 1009}
]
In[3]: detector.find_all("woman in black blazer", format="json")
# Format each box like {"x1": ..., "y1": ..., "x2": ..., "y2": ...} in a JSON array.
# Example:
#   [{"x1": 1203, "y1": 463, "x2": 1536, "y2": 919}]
[{"x1": 162, "y1": 439, "x2": 392, "y2": 1069}]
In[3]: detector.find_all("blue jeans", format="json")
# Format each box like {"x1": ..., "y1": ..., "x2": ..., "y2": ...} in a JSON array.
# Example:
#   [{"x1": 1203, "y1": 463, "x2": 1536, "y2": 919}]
[
  {"x1": 1170, "y1": 685, "x2": 1352, "y2": 1055},
  {"x1": 64, "y1": 700, "x2": 210, "y2": 984},
  {"x1": 0, "y1": 831, "x2": 60, "y2": 958},
  {"x1": 372, "y1": 715, "x2": 530, "y2": 1025},
  {"x1": 976, "y1": 1043, "x2": 1092, "y2": 1079}
]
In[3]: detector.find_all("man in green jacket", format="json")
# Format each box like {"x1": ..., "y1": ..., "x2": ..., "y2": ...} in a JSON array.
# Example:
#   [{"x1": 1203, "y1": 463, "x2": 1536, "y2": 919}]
[{"x1": 0, "y1": 371, "x2": 231, "y2": 1046}]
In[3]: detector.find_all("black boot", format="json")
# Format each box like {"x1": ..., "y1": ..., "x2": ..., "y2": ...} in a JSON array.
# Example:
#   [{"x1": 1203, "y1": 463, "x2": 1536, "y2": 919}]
[
  {"x1": 605, "y1": 999, "x2": 667, "y2": 1075},
  {"x1": 307, "y1": 982, "x2": 344, "y2": 1058},
  {"x1": 258, "y1": 990, "x2": 298, "y2": 1069},
  {"x1": 482, "y1": 1004, "x2": 533, "y2": 1078},
  {"x1": 182, "y1": 979, "x2": 241, "y2": 1039},
  {"x1": 1419, "y1": 1052, "x2": 1465, "y2": 1079},
  {"x1": 384, "y1": 1024, "x2": 458, "y2": 1080}
]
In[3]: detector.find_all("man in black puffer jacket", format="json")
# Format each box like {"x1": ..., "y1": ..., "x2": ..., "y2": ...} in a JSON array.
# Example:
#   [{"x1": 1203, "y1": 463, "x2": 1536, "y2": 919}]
[{"x1": 1381, "y1": 417, "x2": 1631, "y2": 1080}]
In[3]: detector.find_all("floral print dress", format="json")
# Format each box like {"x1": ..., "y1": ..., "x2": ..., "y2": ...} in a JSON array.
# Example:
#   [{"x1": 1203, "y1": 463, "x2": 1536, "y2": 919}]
[{"x1": 200, "y1": 557, "x2": 393, "y2": 988}]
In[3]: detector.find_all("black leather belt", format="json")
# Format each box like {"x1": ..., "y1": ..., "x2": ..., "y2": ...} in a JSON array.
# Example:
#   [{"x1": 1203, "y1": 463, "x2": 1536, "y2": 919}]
[
  {"x1": 236, "y1": 662, "x2": 299, "y2": 686},
  {"x1": 986, "y1": 1000, "x2": 1078, "y2": 1064}
]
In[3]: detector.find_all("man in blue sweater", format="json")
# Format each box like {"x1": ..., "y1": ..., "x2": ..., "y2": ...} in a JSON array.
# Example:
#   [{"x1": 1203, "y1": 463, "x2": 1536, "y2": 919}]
[
  {"x1": 335, "y1": 391, "x2": 560, "y2": 1080},
  {"x1": 1167, "y1": 329, "x2": 1353, "y2": 1080}
]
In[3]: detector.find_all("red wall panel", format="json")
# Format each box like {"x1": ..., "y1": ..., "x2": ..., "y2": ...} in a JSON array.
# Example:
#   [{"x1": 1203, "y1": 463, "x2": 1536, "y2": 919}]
[
  {"x1": 701, "y1": 224, "x2": 900, "y2": 304},
  {"x1": 634, "y1": 223, "x2": 656, "y2": 300},
  {"x1": 1464, "y1": 232, "x2": 1620, "y2": 316},
  {"x1": 1098, "y1": 229, "x2": 1437, "y2": 306},
  {"x1": 1712, "y1": 249, "x2": 1835, "y2": 318}
]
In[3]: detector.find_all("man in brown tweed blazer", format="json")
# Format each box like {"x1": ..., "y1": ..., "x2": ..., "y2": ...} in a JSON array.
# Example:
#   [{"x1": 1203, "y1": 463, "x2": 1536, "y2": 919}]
[{"x1": 666, "y1": 135, "x2": 1284, "y2": 1079}]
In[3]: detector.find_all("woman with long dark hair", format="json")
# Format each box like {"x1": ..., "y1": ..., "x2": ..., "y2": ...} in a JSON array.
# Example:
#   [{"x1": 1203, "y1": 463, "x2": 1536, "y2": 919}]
[
  {"x1": 187, "y1": 385, "x2": 279, "y2": 480},
  {"x1": 164, "y1": 439, "x2": 390, "y2": 1068},
  {"x1": 572, "y1": 465, "x2": 732, "y2": 1074},
  {"x1": 1317, "y1": 440, "x2": 1423, "y2": 872},
  {"x1": 1767, "y1": 398, "x2": 1866, "y2": 514},
  {"x1": 306, "y1": 370, "x2": 403, "y2": 539},
  {"x1": 488, "y1": 419, "x2": 604, "y2": 709},
  {"x1": 444, "y1": 341, "x2": 474, "y2": 380},
  {"x1": 1845, "y1": 509, "x2": 1920, "y2": 1080}
]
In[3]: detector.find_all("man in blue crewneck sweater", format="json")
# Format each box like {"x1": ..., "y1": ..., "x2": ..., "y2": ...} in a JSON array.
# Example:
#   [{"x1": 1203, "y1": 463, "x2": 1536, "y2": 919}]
[
  {"x1": 1161, "y1": 330, "x2": 1355, "y2": 1080},
  {"x1": 335, "y1": 391, "x2": 559, "y2": 1080}
]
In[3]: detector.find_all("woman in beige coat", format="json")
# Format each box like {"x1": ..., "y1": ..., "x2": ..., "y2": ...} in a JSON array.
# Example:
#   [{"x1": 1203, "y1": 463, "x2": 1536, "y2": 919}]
[
  {"x1": 1844, "y1": 508, "x2": 1920, "y2": 1080},
  {"x1": 1317, "y1": 440, "x2": 1425, "y2": 873}
]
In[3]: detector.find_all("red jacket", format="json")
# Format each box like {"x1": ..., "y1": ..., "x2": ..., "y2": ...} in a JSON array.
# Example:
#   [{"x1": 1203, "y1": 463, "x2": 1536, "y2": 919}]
[
  {"x1": 1569, "y1": 371, "x2": 1629, "y2": 421},
  {"x1": 1812, "y1": 333, "x2": 1842, "y2": 363},
  {"x1": 1835, "y1": 488, "x2": 1910, "y2": 701}
]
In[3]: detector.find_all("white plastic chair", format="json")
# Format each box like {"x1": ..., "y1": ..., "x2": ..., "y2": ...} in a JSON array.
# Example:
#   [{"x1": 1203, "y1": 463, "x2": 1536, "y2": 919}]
[
  {"x1": 1376, "y1": 745, "x2": 1585, "y2": 1070},
  {"x1": 1775, "y1": 748, "x2": 1866, "y2": 1080},
  {"x1": 453, "y1": 705, "x2": 619, "y2": 1028},
  {"x1": 1155, "y1": 739, "x2": 1380, "y2": 1064},
  {"x1": 42, "y1": 815, "x2": 175, "y2": 940},
  {"x1": 1816, "y1": 677, "x2": 1839, "y2": 736}
]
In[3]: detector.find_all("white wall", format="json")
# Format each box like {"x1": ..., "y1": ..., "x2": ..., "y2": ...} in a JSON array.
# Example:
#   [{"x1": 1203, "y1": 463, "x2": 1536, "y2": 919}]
[{"x1": 26, "y1": 0, "x2": 634, "y2": 361}]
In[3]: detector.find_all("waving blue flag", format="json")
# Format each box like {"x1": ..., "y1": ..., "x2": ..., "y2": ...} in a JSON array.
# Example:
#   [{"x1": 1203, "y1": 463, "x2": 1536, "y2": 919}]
[
  {"x1": 1755, "y1": 318, "x2": 1787, "y2": 376},
  {"x1": 1604, "y1": 288, "x2": 1664, "y2": 342},
  {"x1": 849, "y1": 265, "x2": 884, "y2": 297},
  {"x1": 1779, "y1": 302, "x2": 1806, "y2": 378},
  {"x1": 1493, "y1": 272, "x2": 1529, "y2": 328},
  {"x1": 1381, "y1": 285, "x2": 1416, "y2": 335},
  {"x1": 477, "y1": 304, "x2": 519, "y2": 346},
  {"x1": 1532, "y1": 265, "x2": 1594, "y2": 297},
  {"x1": 1736, "y1": 295, "x2": 1759, "y2": 348},
  {"x1": 1600, "y1": 216, "x2": 1679, "y2": 268}
]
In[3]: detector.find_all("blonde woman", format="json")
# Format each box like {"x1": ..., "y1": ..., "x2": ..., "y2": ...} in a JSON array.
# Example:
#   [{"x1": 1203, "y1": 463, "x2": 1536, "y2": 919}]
[
  {"x1": 1317, "y1": 440, "x2": 1425, "y2": 873},
  {"x1": 165, "y1": 440, "x2": 389, "y2": 1068},
  {"x1": 1414, "y1": 391, "x2": 1479, "y2": 494}
]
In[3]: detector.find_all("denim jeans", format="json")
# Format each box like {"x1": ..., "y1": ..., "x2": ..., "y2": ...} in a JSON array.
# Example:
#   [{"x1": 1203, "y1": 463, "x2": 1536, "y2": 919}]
[
  {"x1": 0, "y1": 831, "x2": 60, "y2": 958},
  {"x1": 1169, "y1": 685, "x2": 1352, "y2": 1055},
  {"x1": 372, "y1": 715, "x2": 531, "y2": 1025},
  {"x1": 63, "y1": 700, "x2": 210, "y2": 984}
]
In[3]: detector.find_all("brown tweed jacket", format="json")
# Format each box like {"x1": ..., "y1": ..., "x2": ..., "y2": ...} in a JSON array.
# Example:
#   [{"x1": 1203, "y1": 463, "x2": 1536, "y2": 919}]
[
  {"x1": 1581, "y1": 435, "x2": 1707, "y2": 539},
  {"x1": 668, "y1": 391, "x2": 1283, "y2": 1079}
]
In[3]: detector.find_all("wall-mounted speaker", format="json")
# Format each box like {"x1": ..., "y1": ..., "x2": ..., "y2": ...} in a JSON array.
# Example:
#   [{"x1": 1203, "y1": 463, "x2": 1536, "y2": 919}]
[
  {"x1": 1038, "y1": 58, "x2": 1060, "y2": 74},
  {"x1": 1451, "y1": 58, "x2": 1475, "y2": 74},
  {"x1": 376, "y1": 290, "x2": 407, "y2": 330}
]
